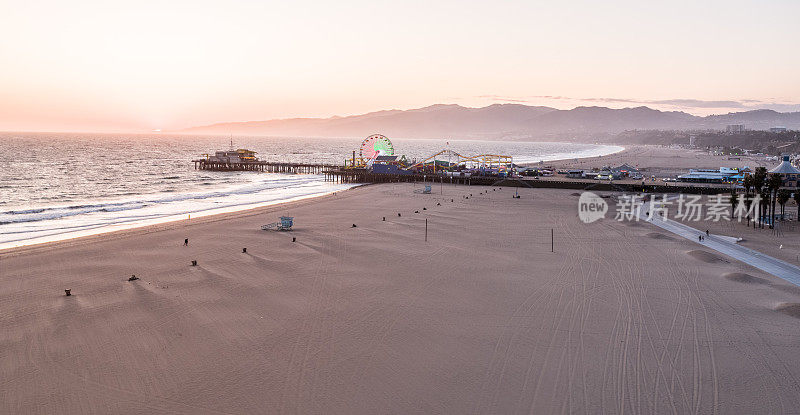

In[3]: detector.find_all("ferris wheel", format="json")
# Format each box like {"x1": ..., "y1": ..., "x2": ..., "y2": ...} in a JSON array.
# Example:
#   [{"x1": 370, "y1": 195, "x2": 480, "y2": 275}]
[{"x1": 359, "y1": 134, "x2": 394, "y2": 161}]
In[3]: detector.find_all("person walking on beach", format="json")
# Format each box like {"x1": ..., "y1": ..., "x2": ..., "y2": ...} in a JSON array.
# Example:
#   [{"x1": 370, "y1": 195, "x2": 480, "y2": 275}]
[
  {"x1": 184, "y1": 238, "x2": 189, "y2": 246},
  {"x1": 706, "y1": 229, "x2": 709, "y2": 237}
]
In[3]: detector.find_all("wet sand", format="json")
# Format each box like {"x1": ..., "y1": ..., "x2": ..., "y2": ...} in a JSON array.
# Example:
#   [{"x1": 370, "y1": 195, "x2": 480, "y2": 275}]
[{"x1": 2, "y1": 184, "x2": 800, "y2": 413}]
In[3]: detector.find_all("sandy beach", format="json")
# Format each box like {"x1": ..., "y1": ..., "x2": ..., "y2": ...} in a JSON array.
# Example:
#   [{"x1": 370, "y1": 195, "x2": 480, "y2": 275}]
[{"x1": 2, "y1": 181, "x2": 800, "y2": 414}]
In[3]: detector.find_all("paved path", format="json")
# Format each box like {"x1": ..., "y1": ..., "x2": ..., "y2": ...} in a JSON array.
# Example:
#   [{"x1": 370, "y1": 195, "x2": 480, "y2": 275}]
[{"x1": 639, "y1": 209, "x2": 800, "y2": 286}]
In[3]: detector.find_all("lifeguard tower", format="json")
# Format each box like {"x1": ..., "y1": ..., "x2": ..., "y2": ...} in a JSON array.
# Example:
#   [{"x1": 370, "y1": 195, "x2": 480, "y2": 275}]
[{"x1": 261, "y1": 216, "x2": 294, "y2": 231}]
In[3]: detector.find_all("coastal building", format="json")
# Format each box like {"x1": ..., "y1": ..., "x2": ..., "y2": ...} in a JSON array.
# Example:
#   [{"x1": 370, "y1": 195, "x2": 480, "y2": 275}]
[
  {"x1": 769, "y1": 126, "x2": 788, "y2": 133},
  {"x1": 611, "y1": 163, "x2": 642, "y2": 179},
  {"x1": 677, "y1": 167, "x2": 742, "y2": 183},
  {"x1": 726, "y1": 124, "x2": 745, "y2": 133},
  {"x1": 374, "y1": 155, "x2": 399, "y2": 164},
  {"x1": 769, "y1": 155, "x2": 800, "y2": 188},
  {"x1": 207, "y1": 149, "x2": 258, "y2": 163},
  {"x1": 591, "y1": 167, "x2": 617, "y2": 180},
  {"x1": 736, "y1": 166, "x2": 752, "y2": 179},
  {"x1": 371, "y1": 155, "x2": 411, "y2": 174}
]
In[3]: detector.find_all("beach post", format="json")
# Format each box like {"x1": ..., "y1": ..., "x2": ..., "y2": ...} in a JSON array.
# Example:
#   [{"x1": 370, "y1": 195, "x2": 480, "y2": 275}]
[
  {"x1": 425, "y1": 218, "x2": 428, "y2": 242},
  {"x1": 551, "y1": 229, "x2": 554, "y2": 252},
  {"x1": 191, "y1": 260, "x2": 197, "y2": 266}
]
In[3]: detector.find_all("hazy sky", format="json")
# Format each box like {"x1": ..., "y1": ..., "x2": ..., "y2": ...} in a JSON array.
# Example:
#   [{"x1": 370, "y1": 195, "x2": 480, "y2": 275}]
[{"x1": 2, "y1": 0, "x2": 799, "y2": 132}]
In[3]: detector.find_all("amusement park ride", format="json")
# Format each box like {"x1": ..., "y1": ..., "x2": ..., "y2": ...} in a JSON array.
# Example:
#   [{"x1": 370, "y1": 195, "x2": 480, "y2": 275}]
[{"x1": 346, "y1": 133, "x2": 514, "y2": 176}]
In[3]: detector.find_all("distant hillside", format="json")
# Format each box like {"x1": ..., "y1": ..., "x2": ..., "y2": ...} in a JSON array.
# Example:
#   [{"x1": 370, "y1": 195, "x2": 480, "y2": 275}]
[
  {"x1": 177, "y1": 104, "x2": 800, "y2": 140},
  {"x1": 179, "y1": 104, "x2": 556, "y2": 139},
  {"x1": 528, "y1": 106, "x2": 699, "y2": 134}
]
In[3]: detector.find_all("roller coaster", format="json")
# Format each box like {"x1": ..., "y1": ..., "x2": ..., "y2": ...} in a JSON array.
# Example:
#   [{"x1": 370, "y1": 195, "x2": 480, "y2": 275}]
[{"x1": 406, "y1": 149, "x2": 513, "y2": 173}]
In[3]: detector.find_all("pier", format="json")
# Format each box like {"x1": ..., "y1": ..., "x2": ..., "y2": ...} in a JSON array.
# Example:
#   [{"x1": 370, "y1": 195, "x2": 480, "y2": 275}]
[
  {"x1": 193, "y1": 140, "x2": 737, "y2": 196},
  {"x1": 191, "y1": 159, "x2": 733, "y2": 195},
  {"x1": 193, "y1": 159, "x2": 336, "y2": 174}
]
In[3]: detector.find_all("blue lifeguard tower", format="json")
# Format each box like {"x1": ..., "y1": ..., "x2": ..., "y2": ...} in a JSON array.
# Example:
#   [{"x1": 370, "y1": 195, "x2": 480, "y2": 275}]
[{"x1": 261, "y1": 216, "x2": 294, "y2": 231}]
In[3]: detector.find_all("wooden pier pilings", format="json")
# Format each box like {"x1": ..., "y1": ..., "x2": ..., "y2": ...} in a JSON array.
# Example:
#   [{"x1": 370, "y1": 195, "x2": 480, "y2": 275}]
[{"x1": 193, "y1": 160, "x2": 336, "y2": 174}]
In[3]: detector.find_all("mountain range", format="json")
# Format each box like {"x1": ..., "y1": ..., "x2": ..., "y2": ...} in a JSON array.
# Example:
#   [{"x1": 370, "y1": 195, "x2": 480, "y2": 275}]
[{"x1": 177, "y1": 104, "x2": 800, "y2": 141}]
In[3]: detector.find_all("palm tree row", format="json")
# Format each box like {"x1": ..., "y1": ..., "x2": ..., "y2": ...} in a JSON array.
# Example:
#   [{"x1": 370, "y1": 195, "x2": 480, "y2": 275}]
[{"x1": 741, "y1": 167, "x2": 789, "y2": 229}]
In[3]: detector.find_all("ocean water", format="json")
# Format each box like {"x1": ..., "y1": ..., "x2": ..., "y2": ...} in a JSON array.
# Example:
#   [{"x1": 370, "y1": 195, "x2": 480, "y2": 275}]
[{"x1": 0, "y1": 133, "x2": 622, "y2": 249}]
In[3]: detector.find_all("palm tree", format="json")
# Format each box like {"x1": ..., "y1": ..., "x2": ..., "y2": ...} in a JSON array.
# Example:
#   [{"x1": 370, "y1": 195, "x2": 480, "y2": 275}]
[
  {"x1": 742, "y1": 175, "x2": 753, "y2": 226},
  {"x1": 760, "y1": 188, "x2": 770, "y2": 229},
  {"x1": 728, "y1": 190, "x2": 739, "y2": 228},
  {"x1": 743, "y1": 174, "x2": 753, "y2": 195},
  {"x1": 753, "y1": 167, "x2": 767, "y2": 191},
  {"x1": 777, "y1": 189, "x2": 791, "y2": 219},
  {"x1": 767, "y1": 173, "x2": 783, "y2": 228},
  {"x1": 743, "y1": 195, "x2": 753, "y2": 227},
  {"x1": 794, "y1": 191, "x2": 800, "y2": 222},
  {"x1": 752, "y1": 167, "x2": 767, "y2": 228}
]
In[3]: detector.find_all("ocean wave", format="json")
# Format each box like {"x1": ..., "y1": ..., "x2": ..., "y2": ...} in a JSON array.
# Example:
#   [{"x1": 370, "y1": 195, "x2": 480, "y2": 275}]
[
  {"x1": 0, "y1": 174, "x2": 325, "y2": 225},
  {"x1": 6, "y1": 208, "x2": 46, "y2": 214}
]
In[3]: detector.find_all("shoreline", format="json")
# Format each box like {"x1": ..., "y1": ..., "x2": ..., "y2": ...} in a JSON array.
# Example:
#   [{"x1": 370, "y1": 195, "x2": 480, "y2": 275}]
[
  {"x1": 0, "y1": 185, "x2": 366, "y2": 256},
  {"x1": 1, "y1": 142, "x2": 624, "y2": 253}
]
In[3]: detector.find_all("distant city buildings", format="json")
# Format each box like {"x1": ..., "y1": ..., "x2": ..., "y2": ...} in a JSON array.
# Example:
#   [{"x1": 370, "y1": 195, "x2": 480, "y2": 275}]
[
  {"x1": 769, "y1": 126, "x2": 787, "y2": 133},
  {"x1": 726, "y1": 124, "x2": 745, "y2": 133}
]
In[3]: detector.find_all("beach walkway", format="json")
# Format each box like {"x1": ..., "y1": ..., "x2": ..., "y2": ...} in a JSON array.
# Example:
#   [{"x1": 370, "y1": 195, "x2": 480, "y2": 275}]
[{"x1": 640, "y1": 210, "x2": 800, "y2": 286}]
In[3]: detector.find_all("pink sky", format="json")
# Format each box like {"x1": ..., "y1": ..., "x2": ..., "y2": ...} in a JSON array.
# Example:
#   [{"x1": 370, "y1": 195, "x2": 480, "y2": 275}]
[{"x1": 2, "y1": 0, "x2": 799, "y2": 133}]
